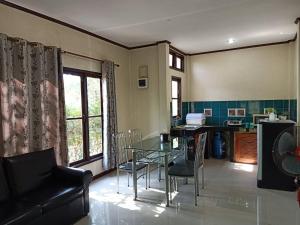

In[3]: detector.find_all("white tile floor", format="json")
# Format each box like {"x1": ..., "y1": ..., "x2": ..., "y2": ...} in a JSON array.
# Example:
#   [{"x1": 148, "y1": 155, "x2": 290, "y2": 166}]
[{"x1": 75, "y1": 159, "x2": 300, "y2": 225}]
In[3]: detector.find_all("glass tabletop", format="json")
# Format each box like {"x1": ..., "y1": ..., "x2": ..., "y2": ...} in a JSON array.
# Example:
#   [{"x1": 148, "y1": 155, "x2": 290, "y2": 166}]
[{"x1": 127, "y1": 136, "x2": 183, "y2": 153}]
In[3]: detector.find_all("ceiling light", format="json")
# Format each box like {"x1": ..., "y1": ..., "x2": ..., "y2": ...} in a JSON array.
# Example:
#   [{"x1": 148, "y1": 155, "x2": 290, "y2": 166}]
[{"x1": 227, "y1": 38, "x2": 236, "y2": 44}]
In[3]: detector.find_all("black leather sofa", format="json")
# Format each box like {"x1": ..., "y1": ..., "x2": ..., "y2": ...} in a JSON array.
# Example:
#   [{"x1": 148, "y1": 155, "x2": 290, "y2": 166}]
[{"x1": 0, "y1": 148, "x2": 93, "y2": 225}]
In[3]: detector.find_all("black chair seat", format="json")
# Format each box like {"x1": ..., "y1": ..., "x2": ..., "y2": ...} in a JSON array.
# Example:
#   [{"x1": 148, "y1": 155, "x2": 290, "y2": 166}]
[
  {"x1": 174, "y1": 158, "x2": 194, "y2": 167},
  {"x1": 20, "y1": 183, "x2": 83, "y2": 212},
  {"x1": 0, "y1": 201, "x2": 41, "y2": 225},
  {"x1": 168, "y1": 164, "x2": 195, "y2": 177},
  {"x1": 118, "y1": 162, "x2": 147, "y2": 172}
]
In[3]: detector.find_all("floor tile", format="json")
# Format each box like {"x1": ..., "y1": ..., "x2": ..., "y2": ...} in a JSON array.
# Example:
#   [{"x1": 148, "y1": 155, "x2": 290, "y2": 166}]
[{"x1": 75, "y1": 159, "x2": 300, "y2": 225}]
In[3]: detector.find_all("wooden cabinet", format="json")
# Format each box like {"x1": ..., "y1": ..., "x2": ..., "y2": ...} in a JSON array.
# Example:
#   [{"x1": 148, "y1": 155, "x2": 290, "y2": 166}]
[{"x1": 234, "y1": 132, "x2": 257, "y2": 164}]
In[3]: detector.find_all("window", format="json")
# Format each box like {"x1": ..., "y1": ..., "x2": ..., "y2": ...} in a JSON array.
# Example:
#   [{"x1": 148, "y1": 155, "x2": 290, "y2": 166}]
[
  {"x1": 169, "y1": 54, "x2": 173, "y2": 67},
  {"x1": 63, "y1": 68, "x2": 103, "y2": 166},
  {"x1": 171, "y1": 77, "x2": 182, "y2": 118},
  {"x1": 169, "y1": 50, "x2": 184, "y2": 72}
]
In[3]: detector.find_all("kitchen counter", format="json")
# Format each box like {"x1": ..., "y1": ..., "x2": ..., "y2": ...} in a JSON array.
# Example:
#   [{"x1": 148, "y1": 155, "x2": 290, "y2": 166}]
[
  {"x1": 171, "y1": 124, "x2": 240, "y2": 137},
  {"x1": 170, "y1": 125, "x2": 241, "y2": 159}
]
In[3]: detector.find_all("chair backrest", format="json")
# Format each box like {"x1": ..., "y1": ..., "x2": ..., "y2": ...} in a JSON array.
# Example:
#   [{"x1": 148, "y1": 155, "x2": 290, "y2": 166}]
[
  {"x1": 127, "y1": 129, "x2": 146, "y2": 159},
  {"x1": 114, "y1": 132, "x2": 129, "y2": 164},
  {"x1": 127, "y1": 129, "x2": 143, "y2": 148},
  {"x1": 195, "y1": 132, "x2": 207, "y2": 169}
]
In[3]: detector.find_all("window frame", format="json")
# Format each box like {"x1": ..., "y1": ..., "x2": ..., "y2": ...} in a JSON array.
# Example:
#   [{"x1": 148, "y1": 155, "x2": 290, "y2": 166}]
[
  {"x1": 169, "y1": 50, "x2": 184, "y2": 72},
  {"x1": 171, "y1": 76, "x2": 182, "y2": 118},
  {"x1": 63, "y1": 67, "x2": 103, "y2": 167}
]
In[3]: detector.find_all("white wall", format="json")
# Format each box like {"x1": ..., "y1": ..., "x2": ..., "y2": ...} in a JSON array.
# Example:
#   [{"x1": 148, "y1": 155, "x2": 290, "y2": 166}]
[
  {"x1": 189, "y1": 43, "x2": 296, "y2": 101},
  {"x1": 0, "y1": 4, "x2": 131, "y2": 176}
]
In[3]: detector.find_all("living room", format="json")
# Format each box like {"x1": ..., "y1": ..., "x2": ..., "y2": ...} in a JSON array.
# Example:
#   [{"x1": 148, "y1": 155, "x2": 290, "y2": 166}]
[{"x1": 0, "y1": 1, "x2": 299, "y2": 225}]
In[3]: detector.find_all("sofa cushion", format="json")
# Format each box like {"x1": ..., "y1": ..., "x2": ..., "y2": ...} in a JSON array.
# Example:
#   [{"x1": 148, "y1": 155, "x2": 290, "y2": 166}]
[
  {"x1": 4, "y1": 148, "x2": 57, "y2": 197},
  {"x1": 0, "y1": 158, "x2": 10, "y2": 203},
  {"x1": 0, "y1": 201, "x2": 41, "y2": 225},
  {"x1": 21, "y1": 182, "x2": 83, "y2": 212}
]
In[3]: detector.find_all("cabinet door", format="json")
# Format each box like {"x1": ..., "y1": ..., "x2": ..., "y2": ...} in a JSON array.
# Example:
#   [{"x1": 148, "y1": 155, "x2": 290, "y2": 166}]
[{"x1": 234, "y1": 133, "x2": 257, "y2": 164}]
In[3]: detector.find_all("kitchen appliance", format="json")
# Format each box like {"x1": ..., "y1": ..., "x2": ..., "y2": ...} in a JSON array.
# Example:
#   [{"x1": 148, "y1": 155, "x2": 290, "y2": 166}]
[
  {"x1": 186, "y1": 113, "x2": 206, "y2": 125},
  {"x1": 227, "y1": 120, "x2": 242, "y2": 126},
  {"x1": 257, "y1": 120, "x2": 296, "y2": 191},
  {"x1": 253, "y1": 114, "x2": 269, "y2": 125},
  {"x1": 272, "y1": 126, "x2": 300, "y2": 205}
]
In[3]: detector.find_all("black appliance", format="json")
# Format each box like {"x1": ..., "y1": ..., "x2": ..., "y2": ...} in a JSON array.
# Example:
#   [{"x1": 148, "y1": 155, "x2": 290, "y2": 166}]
[{"x1": 257, "y1": 120, "x2": 296, "y2": 191}]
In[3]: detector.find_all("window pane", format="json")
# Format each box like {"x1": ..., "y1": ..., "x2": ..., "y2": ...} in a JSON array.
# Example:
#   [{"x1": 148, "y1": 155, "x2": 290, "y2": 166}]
[
  {"x1": 176, "y1": 57, "x2": 181, "y2": 69},
  {"x1": 172, "y1": 81, "x2": 178, "y2": 98},
  {"x1": 63, "y1": 75, "x2": 82, "y2": 118},
  {"x1": 67, "y1": 119, "x2": 84, "y2": 163},
  {"x1": 169, "y1": 54, "x2": 173, "y2": 67},
  {"x1": 172, "y1": 99, "x2": 178, "y2": 117},
  {"x1": 87, "y1": 77, "x2": 101, "y2": 116},
  {"x1": 89, "y1": 117, "x2": 102, "y2": 156}
]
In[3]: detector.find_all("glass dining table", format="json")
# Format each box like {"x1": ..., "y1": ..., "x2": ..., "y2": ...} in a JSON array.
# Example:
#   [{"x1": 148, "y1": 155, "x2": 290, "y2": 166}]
[{"x1": 126, "y1": 136, "x2": 185, "y2": 207}]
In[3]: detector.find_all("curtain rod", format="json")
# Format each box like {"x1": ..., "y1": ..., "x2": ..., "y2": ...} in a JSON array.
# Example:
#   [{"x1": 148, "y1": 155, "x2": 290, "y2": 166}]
[
  {"x1": 6, "y1": 37, "x2": 120, "y2": 67},
  {"x1": 61, "y1": 50, "x2": 120, "y2": 67}
]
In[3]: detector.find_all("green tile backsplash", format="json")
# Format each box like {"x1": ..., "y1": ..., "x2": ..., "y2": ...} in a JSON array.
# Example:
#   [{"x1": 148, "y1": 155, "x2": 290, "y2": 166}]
[{"x1": 181, "y1": 99, "x2": 297, "y2": 126}]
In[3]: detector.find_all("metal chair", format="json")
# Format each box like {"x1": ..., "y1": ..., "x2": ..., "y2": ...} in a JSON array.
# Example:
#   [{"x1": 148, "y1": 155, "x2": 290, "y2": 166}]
[
  {"x1": 168, "y1": 132, "x2": 207, "y2": 206},
  {"x1": 127, "y1": 129, "x2": 170, "y2": 187},
  {"x1": 127, "y1": 129, "x2": 158, "y2": 187},
  {"x1": 114, "y1": 132, "x2": 148, "y2": 194}
]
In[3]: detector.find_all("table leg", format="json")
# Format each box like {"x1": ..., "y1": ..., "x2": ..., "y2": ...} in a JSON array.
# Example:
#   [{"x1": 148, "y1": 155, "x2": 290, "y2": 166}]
[
  {"x1": 184, "y1": 136, "x2": 188, "y2": 160},
  {"x1": 164, "y1": 154, "x2": 169, "y2": 207},
  {"x1": 184, "y1": 136, "x2": 188, "y2": 184},
  {"x1": 132, "y1": 150, "x2": 137, "y2": 200}
]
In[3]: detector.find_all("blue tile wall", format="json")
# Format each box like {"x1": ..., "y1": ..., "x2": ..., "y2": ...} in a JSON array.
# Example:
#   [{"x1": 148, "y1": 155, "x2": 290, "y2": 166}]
[{"x1": 181, "y1": 99, "x2": 297, "y2": 126}]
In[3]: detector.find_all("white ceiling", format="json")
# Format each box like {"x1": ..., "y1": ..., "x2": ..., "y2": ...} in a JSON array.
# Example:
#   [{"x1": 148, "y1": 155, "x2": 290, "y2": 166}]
[{"x1": 7, "y1": 0, "x2": 300, "y2": 53}]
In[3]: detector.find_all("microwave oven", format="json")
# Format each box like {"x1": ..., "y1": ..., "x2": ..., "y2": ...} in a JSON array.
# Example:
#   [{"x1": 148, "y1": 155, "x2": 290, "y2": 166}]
[{"x1": 253, "y1": 114, "x2": 269, "y2": 125}]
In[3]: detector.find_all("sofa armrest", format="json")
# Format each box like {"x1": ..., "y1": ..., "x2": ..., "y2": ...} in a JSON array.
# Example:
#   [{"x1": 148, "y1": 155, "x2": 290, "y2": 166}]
[{"x1": 53, "y1": 166, "x2": 93, "y2": 189}]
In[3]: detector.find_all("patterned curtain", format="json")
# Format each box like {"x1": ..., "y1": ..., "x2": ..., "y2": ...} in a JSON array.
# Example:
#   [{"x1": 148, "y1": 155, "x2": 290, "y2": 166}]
[
  {"x1": 0, "y1": 33, "x2": 68, "y2": 165},
  {"x1": 102, "y1": 60, "x2": 118, "y2": 170}
]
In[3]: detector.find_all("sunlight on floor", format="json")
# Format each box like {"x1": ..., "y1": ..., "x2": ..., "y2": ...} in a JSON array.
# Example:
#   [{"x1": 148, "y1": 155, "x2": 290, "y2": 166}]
[
  {"x1": 90, "y1": 191, "x2": 142, "y2": 211},
  {"x1": 232, "y1": 163, "x2": 255, "y2": 172}
]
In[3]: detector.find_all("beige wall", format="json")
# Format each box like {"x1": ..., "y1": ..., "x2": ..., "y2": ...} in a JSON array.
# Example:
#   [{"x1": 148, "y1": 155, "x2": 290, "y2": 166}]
[
  {"x1": 189, "y1": 43, "x2": 296, "y2": 101},
  {"x1": 296, "y1": 24, "x2": 300, "y2": 122},
  {"x1": 129, "y1": 46, "x2": 160, "y2": 138},
  {"x1": 0, "y1": 4, "x2": 131, "y2": 176}
]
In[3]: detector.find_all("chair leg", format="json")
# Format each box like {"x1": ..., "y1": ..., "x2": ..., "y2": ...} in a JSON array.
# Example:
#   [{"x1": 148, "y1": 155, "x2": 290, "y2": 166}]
[
  {"x1": 196, "y1": 171, "x2": 200, "y2": 196},
  {"x1": 158, "y1": 164, "x2": 161, "y2": 182},
  {"x1": 194, "y1": 176, "x2": 197, "y2": 206},
  {"x1": 145, "y1": 166, "x2": 148, "y2": 190},
  {"x1": 148, "y1": 164, "x2": 151, "y2": 188},
  {"x1": 170, "y1": 176, "x2": 173, "y2": 203},
  {"x1": 127, "y1": 173, "x2": 130, "y2": 187},
  {"x1": 117, "y1": 167, "x2": 120, "y2": 194},
  {"x1": 202, "y1": 166, "x2": 205, "y2": 189}
]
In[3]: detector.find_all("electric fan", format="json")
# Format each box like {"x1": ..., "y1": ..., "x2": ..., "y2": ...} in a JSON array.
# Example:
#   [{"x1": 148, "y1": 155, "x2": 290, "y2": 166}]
[{"x1": 273, "y1": 126, "x2": 300, "y2": 207}]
